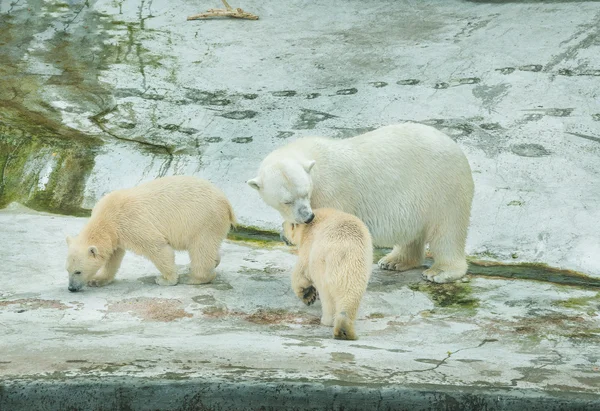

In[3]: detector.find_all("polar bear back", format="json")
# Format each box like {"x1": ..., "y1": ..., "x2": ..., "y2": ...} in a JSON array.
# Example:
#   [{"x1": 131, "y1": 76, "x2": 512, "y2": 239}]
[
  {"x1": 92, "y1": 176, "x2": 233, "y2": 251},
  {"x1": 282, "y1": 123, "x2": 474, "y2": 247}
]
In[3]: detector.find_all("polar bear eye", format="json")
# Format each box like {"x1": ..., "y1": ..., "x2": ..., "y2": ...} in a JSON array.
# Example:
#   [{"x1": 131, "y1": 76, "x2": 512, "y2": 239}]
[
  {"x1": 74, "y1": 271, "x2": 82, "y2": 275},
  {"x1": 283, "y1": 201, "x2": 293, "y2": 206}
]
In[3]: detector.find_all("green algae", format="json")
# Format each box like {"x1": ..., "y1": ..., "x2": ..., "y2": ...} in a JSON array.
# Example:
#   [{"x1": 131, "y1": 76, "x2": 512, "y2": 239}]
[
  {"x1": 0, "y1": 2, "x2": 180, "y2": 215},
  {"x1": 0, "y1": 126, "x2": 99, "y2": 216},
  {"x1": 227, "y1": 226, "x2": 281, "y2": 247},
  {"x1": 553, "y1": 294, "x2": 599, "y2": 309},
  {"x1": 408, "y1": 282, "x2": 480, "y2": 310},
  {"x1": 468, "y1": 261, "x2": 600, "y2": 289}
]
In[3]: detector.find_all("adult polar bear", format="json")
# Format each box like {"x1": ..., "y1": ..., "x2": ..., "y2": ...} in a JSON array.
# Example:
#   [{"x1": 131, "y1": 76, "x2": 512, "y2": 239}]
[{"x1": 247, "y1": 123, "x2": 475, "y2": 283}]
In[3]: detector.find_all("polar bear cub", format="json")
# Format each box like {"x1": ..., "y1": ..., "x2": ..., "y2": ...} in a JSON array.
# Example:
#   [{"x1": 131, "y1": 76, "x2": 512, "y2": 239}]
[
  {"x1": 65, "y1": 176, "x2": 235, "y2": 291},
  {"x1": 248, "y1": 123, "x2": 474, "y2": 284},
  {"x1": 282, "y1": 208, "x2": 373, "y2": 340}
]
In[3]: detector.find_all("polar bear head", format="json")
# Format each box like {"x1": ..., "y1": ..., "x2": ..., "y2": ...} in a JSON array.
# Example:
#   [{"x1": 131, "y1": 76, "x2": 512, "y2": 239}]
[
  {"x1": 65, "y1": 235, "x2": 106, "y2": 292},
  {"x1": 281, "y1": 221, "x2": 307, "y2": 246},
  {"x1": 247, "y1": 158, "x2": 316, "y2": 224}
]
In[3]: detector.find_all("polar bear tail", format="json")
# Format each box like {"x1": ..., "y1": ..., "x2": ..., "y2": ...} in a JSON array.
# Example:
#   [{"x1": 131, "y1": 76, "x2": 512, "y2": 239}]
[
  {"x1": 227, "y1": 202, "x2": 237, "y2": 228},
  {"x1": 333, "y1": 311, "x2": 357, "y2": 341}
]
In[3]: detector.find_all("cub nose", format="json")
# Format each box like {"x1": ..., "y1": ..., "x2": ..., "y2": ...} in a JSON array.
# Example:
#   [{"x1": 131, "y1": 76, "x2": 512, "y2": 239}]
[
  {"x1": 304, "y1": 213, "x2": 315, "y2": 224},
  {"x1": 280, "y1": 232, "x2": 292, "y2": 246},
  {"x1": 68, "y1": 286, "x2": 78, "y2": 292}
]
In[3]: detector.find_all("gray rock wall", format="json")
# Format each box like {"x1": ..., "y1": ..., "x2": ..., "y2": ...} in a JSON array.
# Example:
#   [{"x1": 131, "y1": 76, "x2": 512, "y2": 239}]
[{"x1": 1, "y1": 0, "x2": 599, "y2": 276}]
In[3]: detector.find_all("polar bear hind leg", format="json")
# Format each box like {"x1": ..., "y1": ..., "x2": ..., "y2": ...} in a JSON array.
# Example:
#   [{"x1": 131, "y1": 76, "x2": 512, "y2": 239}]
[
  {"x1": 319, "y1": 288, "x2": 336, "y2": 327},
  {"x1": 378, "y1": 236, "x2": 425, "y2": 272},
  {"x1": 180, "y1": 236, "x2": 220, "y2": 285},
  {"x1": 333, "y1": 292, "x2": 362, "y2": 340}
]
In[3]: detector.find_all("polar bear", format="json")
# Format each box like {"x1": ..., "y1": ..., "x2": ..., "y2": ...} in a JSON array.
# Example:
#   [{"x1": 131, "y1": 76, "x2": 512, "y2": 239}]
[
  {"x1": 65, "y1": 176, "x2": 235, "y2": 291},
  {"x1": 281, "y1": 208, "x2": 372, "y2": 340},
  {"x1": 248, "y1": 123, "x2": 474, "y2": 284}
]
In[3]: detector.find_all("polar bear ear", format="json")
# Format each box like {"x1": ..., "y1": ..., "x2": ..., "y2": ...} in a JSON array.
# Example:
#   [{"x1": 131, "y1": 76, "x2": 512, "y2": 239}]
[
  {"x1": 66, "y1": 235, "x2": 73, "y2": 246},
  {"x1": 88, "y1": 246, "x2": 98, "y2": 258},
  {"x1": 247, "y1": 178, "x2": 261, "y2": 191},
  {"x1": 303, "y1": 160, "x2": 316, "y2": 173}
]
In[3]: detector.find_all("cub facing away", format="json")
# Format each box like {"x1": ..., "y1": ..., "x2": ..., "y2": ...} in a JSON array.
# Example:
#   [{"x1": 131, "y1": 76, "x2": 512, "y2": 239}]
[{"x1": 282, "y1": 208, "x2": 373, "y2": 340}]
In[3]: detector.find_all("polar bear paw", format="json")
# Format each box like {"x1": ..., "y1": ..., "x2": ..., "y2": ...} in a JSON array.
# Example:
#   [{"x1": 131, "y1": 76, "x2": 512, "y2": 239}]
[
  {"x1": 302, "y1": 286, "x2": 318, "y2": 306},
  {"x1": 88, "y1": 277, "x2": 112, "y2": 287},
  {"x1": 378, "y1": 257, "x2": 420, "y2": 272},
  {"x1": 155, "y1": 276, "x2": 178, "y2": 286},
  {"x1": 333, "y1": 312, "x2": 357, "y2": 340},
  {"x1": 422, "y1": 268, "x2": 467, "y2": 284},
  {"x1": 179, "y1": 273, "x2": 216, "y2": 285}
]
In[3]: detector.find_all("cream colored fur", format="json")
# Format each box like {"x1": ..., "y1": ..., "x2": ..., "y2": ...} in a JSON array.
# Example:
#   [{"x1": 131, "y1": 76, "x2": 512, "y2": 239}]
[
  {"x1": 282, "y1": 208, "x2": 373, "y2": 340},
  {"x1": 65, "y1": 176, "x2": 235, "y2": 291},
  {"x1": 249, "y1": 123, "x2": 474, "y2": 284}
]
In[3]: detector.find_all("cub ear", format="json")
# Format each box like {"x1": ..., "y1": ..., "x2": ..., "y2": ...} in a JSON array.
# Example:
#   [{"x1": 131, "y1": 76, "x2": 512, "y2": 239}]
[
  {"x1": 303, "y1": 160, "x2": 316, "y2": 173},
  {"x1": 88, "y1": 246, "x2": 98, "y2": 258},
  {"x1": 66, "y1": 235, "x2": 73, "y2": 246},
  {"x1": 247, "y1": 178, "x2": 261, "y2": 190}
]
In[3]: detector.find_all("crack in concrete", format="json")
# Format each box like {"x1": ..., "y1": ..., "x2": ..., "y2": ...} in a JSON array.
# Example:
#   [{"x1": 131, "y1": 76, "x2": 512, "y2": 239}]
[
  {"x1": 7, "y1": 0, "x2": 22, "y2": 14},
  {"x1": 510, "y1": 351, "x2": 564, "y2": 387},
  {"x1": 138, "y1": 0, "x2": 155, "y2": 30},
  {"x1": 89, "y1": 107, "x2": 174, "y2": 176},
  {"x1": 136, "y1": 43, "x2": 147, "y2": 90},
  {"x1": 566, "y1": 131, "x2": 600, "y2": 144},
  {"x1": 62, "y1": 0, "x2": 90, "y2": 32},
  {"x1": 544, "y1": 12, "x2": 600, "y2": 72},
  {"x1": 388, "y1": 339, "x2": 498, "y2": 377}
]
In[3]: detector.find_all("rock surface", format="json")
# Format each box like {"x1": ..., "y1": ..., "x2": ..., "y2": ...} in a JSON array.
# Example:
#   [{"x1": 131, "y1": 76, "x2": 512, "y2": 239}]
[
  {"x1": 0, "y1": 205, "x2": 599, "y2": 409},
  {"x1": 1, "y1": 0, "x2": 599, "y2": 277}
]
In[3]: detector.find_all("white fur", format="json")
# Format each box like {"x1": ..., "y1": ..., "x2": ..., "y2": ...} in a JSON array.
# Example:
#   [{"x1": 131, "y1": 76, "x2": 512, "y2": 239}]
[
  {"x1": 283, "y1": 208, "x2": 373, "y2": 340},
  {"x1": 249, "y1": 123, "x2": 474, "y2": 283},
  {"x1": 66, "y1": 176, "x2": 235, "y2": 290}
]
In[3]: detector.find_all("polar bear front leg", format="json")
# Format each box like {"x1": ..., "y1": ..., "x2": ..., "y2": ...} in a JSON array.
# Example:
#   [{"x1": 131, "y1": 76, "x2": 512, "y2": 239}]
[
  {"x1": 423, "y1": 222, "x2": 469, "y2": 283},
  {"x1": 147, "y1": 244, "x2": 178, "y2": 286},
  {"x1": 378, "y1": 238, "x2": 425, "y2": 272},
  {"x1": 291, "y1": 263, "x2": 317, "y2": 305},
  {"x1": 88, "y1": 248, "x2": 125, "y2": 287}
]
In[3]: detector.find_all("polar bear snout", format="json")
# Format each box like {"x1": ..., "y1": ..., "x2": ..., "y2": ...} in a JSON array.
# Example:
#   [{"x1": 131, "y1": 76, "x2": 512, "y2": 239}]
[
  {"x1": 68, "y1": 280, "x2": 83, "y2": 292},
  {"x1": 292, "y1": 202, "x2": 315, "y2": 224}
]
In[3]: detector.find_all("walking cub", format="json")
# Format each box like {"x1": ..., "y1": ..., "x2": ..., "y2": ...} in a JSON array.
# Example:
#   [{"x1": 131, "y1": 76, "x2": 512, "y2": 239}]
[{"x1": 65, "y1": 176, "x2": 235, "y2": 291}]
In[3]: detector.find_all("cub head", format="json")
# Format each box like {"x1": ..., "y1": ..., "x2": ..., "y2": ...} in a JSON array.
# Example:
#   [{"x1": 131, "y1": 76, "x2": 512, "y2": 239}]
[
  {"x1": 247, "y1": 158, "x2": 316, "y2": 224},
  {"x1": 65, "y1": 235, "x2": 105, "y2": 292},
  {"x1": 280, "y1": 221, "x2": 307, "y2": 246}
]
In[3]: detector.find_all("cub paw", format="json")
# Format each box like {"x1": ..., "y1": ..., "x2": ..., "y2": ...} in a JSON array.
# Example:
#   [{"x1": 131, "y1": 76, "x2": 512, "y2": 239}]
[
  {"x1": 302, "y1": 286, "x2": 318, "y2": 305},
  {"x1": 334, "y1": 326, "x2": 357, "y2": 340},
  {"x1": 333, "y1": 317, "x2": 357, "y2": 340},
  {"x1": 155, "y1": 276, "x2": 178, "y2": 286},
  {"x1": 88, "y1": 278, "x2": 111, "y2": 287},
  {"x1": 179, "y1": 273, "x2": 215, "y2": 285},
  {"x1": 321, "y1": 315, "x2": 334, "y2": 327}
]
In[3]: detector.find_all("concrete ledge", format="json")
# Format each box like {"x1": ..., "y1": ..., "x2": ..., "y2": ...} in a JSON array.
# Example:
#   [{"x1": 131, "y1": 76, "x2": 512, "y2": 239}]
[{"x1": 2, "y1": 379, "x2": 600, "y2": 411}]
